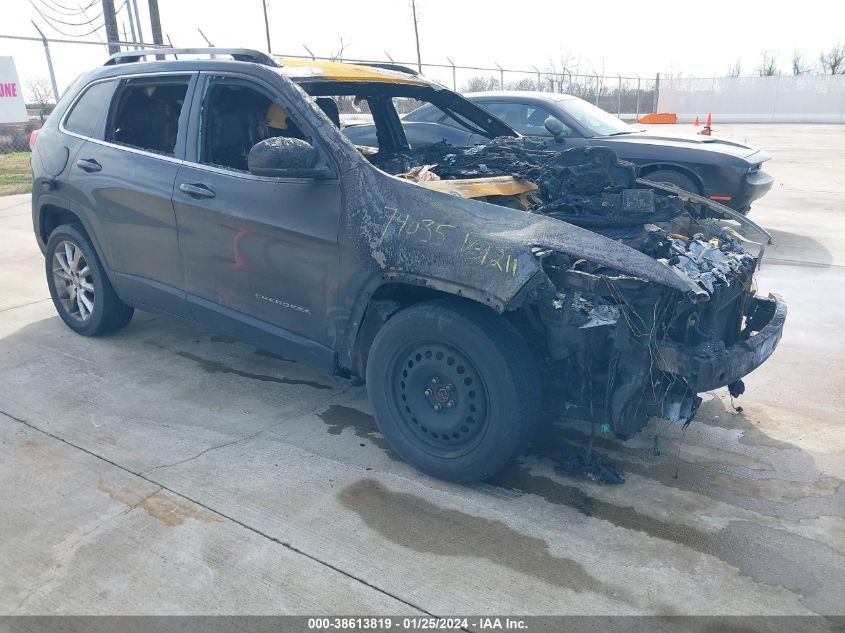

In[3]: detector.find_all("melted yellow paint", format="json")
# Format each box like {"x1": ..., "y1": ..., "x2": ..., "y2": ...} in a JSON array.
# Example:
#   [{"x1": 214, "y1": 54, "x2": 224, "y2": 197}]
[
  {"x1": 419, "y1": 176, "x2": 538, "y2": 198},
  {"x1": 277, "y1": 58, "x2": 427, "y2": 85}
]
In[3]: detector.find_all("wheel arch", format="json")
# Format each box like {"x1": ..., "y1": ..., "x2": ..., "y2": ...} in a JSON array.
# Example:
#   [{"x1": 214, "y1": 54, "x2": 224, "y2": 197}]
[
  {"x1": 38, "y1": 202, "x2": 84, "y2": 247},
  {"x1": 638, "y1": 163, "x2": 704, "y2": 194},
  {"x1": 36, "y1": 198, "x2": 120, "y2": 292},
  {"x1": 343, "y1": 279, "x2": 511, "y2": 380}
]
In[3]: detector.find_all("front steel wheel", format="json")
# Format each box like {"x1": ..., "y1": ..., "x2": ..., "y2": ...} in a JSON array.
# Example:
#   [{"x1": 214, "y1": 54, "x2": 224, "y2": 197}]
[
  {"x1": 367, "y1": 299, "x2": 542, "y2": 483},
  {"x1": 392, "y1": 342, "x2": 490, "y2": 453}
]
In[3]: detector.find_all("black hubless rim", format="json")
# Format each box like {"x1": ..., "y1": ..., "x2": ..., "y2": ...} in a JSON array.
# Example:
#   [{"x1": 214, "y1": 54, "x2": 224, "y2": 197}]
[{"x1": 386, "y1": 339, "x2": 491, "y2": 458}]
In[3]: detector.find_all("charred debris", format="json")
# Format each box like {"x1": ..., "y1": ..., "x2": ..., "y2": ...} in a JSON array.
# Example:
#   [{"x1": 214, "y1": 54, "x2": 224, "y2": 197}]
[{"x1": 373, "y1": 138, "x2": 763, "y2": 442}]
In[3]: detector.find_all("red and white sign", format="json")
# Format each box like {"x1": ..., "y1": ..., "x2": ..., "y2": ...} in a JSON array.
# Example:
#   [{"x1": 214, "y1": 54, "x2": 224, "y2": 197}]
[{"x1": 0, "y1": 57, "x2": 29, "y2": 124}]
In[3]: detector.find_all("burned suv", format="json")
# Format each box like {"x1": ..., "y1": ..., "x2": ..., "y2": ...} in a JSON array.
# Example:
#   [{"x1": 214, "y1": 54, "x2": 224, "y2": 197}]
[{"x1": 31, "y1": 49, "x2": 786, "y2": 483}]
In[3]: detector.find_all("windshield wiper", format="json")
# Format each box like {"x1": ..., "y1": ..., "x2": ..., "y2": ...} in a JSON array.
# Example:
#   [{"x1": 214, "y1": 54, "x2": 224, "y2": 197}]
[{"x1": 606, "y1": 131, "x2": 634, "y2": 136}]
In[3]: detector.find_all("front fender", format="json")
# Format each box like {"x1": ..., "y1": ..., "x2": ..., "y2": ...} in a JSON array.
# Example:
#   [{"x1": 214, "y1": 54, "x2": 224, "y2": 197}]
[{"x1": 351, "y1": 167, "x2": 701, "y2": 303}]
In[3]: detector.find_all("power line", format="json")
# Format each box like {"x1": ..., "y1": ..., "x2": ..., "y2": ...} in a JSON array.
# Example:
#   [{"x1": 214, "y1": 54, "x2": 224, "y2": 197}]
[
  {"x1": 29, "y1": 0, "x2": 103, "y2": 28},
  {"x1": 36, "y1": 0, "x2": 86, "y2": 17},
  {"x1": 40, "y1": 0, "x2": 98, "y2": 14},
  {"x1": 78, "y1": 0, "x2": 105, "y2": 43},
  {"x1": 29, "y1": 0, "x2": 103, "y2": 26},
  {"x1": 29, "y1": 1, "x2": 105, "y2": 38}
]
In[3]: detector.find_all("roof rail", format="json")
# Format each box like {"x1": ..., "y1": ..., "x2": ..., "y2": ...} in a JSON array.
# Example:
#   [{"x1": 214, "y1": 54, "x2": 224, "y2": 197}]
[
  {"x1": 358, "y1": 62, "x2": 420, "y2": 77},
  {"x1": 104, "y1": 48, "x2": 279, "y2": 67}
]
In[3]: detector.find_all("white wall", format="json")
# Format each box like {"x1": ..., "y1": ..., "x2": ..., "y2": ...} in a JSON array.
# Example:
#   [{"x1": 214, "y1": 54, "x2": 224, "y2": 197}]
[{"x1": 657, "y1": 75, "x2": 845, "y2": 123}]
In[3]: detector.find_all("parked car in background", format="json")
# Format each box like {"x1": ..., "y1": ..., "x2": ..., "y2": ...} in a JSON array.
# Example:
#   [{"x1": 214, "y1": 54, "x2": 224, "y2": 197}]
[{"x1": 343, "y1": 91, "x2": 774, "y2": 213}]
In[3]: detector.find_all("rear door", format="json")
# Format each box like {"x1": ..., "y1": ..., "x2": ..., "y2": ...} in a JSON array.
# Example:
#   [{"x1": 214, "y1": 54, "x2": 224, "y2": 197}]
[
  {"x1": 172, "y1": 72, "x2": 341, "y2": 366},
  {"x1": 63, "y1": 73, "x2": 196, "y2": 317}
]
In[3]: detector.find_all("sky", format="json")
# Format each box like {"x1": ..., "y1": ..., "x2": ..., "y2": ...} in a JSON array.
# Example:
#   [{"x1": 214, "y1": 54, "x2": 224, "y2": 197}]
[{"x1": 2, "y1": 0, "x2": 845, "y2": 99}]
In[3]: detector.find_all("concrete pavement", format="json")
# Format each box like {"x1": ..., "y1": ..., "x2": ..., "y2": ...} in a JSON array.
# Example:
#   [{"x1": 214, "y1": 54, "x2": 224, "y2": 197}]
[{"x1": 0, "y1": 124, "x2": 843, "y2": 615}]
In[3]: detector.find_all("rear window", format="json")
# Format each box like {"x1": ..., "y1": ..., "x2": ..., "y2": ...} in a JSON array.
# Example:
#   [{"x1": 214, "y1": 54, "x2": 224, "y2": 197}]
[
  {"x1": 63, "y1": 80, "x2": 116, "y2": 139},
  {"x1": 106, "y1": 77, "x2": 190, "y2": 156}
]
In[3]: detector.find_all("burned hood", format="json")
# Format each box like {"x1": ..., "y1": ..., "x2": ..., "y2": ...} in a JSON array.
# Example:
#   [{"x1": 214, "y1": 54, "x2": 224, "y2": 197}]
[
  {"x1": 346, "y1": 140, "x2": 760, "y2": 311},
  {"x1": 350, "y1": 166, "x2": 701, "y2": 312},
  {"x1": 490, "y1": 214, "x2": 703, "y2": 296}
]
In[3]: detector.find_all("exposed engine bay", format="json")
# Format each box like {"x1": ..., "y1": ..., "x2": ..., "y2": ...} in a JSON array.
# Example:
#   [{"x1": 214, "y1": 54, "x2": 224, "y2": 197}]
[{"x1": 365, "y1": 138, "x2": 782, "y2": 438}]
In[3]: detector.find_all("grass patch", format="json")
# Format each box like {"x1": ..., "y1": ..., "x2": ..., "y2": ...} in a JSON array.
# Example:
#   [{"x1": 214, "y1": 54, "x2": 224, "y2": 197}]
[{"x1": 0, "y1": 151, "x2": 33, "y2": 196}]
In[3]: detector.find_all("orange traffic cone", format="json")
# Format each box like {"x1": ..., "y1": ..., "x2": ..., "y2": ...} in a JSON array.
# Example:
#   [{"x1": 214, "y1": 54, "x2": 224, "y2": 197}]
[
  {"x1": 698, "y1": 113, "x2": 713, "y2": 136},
  {"x1": 694, "y1": 115, "x2": 700, "y2": 126}
]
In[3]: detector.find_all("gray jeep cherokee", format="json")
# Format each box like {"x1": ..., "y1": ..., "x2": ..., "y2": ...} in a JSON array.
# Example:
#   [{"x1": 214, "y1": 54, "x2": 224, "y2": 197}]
[{"x1": 31, "y1": 49, "x2": 786, "y2": 483}]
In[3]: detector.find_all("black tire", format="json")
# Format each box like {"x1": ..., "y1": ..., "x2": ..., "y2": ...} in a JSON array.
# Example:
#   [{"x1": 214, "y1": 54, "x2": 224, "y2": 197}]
[
  {"x1": 644, "y1": 169, "x2": 700, "y2": 195},
  {"x1": 45, "y1": 223, "x2": 134, "y2": 336},
  {"x1": 366, "y1": 299, "x2": 542, "y2": 483}
]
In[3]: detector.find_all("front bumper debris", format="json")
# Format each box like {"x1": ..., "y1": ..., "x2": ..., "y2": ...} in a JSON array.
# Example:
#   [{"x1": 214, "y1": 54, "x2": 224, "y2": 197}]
[{"x1": 654, "y1": 293, "x2": 786, "y2": 392}]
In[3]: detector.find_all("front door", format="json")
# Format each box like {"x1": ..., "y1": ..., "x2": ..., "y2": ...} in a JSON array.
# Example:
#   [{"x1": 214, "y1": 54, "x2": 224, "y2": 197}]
[{"x1": 172, "y1": 73, "x2": 341, "y2": 366}]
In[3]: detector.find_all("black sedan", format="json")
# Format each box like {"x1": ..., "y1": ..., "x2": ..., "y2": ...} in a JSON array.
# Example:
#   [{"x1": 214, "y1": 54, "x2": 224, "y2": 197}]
[{"x1": 343, "y1": 91, "x2": 774, "y2": 213}]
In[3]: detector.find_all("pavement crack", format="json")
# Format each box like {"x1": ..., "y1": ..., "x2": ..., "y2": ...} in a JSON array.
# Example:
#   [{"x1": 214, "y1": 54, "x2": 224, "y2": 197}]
[
  {"x1": 0, "y1": 409, "x2": 431, "y2": 616},
  {"x1": 142, "y1": 428, "x2": 280, "y2": 474},
  {"x1": 7, "y1": 481, "x2": 163, "y2": 615},
  {"x1": 0, "y1": 298, "x2": 51, "y2": 313},
  {"x1": 142, "y1": 381, "x2": 361, "y2": 474}
]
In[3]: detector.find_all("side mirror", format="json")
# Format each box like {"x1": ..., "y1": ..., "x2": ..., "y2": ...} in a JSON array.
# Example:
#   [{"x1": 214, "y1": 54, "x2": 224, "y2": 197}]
[
  {"x1": 544, "y1": 116, "x2": 567, "y2": 142},
  {"x1": 248, "y1": 137, "x2": 331, "y2": 178}
]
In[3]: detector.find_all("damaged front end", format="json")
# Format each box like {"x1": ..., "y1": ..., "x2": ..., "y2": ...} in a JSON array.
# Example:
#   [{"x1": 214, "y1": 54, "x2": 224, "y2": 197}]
[
  {"x1": 526, "y1": 241, "x2": 784, "y2": 438},
  {"x1": 515, "y1": 150, "x2": 785, "y2": 437},
  {"x1": 373, "y1": 140, "x2": 786, "y2": 438}
]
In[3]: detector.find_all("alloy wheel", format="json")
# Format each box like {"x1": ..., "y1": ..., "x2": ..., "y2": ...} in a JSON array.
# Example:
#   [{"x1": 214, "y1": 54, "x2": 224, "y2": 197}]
[{"x1": 52, "y1": 240, "x2": 95, "y2": 322}]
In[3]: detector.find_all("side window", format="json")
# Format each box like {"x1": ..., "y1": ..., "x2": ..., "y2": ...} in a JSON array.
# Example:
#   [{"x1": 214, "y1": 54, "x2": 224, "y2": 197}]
[
  {"x1": 483, "y1": 102, "x2": 571, "y2": 137},
  {"x1": 198, "y1": 78, "x2": 306, "y2": 173},
  {"x1": 63, "y1": 80, "x2": 116, "y2": 139},
  {"x1": 106, "y1": 77, "x2": 190, "y2": 156}
]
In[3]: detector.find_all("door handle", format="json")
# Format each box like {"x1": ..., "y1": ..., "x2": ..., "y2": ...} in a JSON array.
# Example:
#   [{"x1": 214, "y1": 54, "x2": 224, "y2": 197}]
[
  {"x1": 76, "y1": 158, "x2": 102, "y2": 173},
  {"x1": 179, "y1": 183, "x2": 216, "y2": 199}
]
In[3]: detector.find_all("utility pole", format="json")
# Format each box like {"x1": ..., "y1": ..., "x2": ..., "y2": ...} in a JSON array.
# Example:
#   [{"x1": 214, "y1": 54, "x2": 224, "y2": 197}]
[
  {"x1": 31, "y1": 21, "x2": 59, "y2": 100},
  {"x1": 148, "y1": 0, "x2": 164, "y2": 47},
  {"x1": 410, "y1": 0, "x2": 422, "y2": 73},
  {"x1": 101, "y1": 0, "x2": 120, "y2": 54},
  {"x1": 261, "y1": 0, "x2": 272, "y2": 53},
  {"x1": 131, "y1": 0, "x2": 145, "y2": 46}
]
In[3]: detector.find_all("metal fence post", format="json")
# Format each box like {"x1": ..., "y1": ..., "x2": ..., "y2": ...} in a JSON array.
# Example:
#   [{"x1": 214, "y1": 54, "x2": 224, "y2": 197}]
[
  {"x1": 531, "y1": 65, "x2": 541, "y2": 91},
  {"x1": 31, "y1": 21, "x2": 59, "y2": 102},
  {"x1": 635, "y1": 76, "x2": 641, "y2": 122},
  {"x1": 495, "y1": 62, "x2": 504, "y2": 90},
  {"x1": 594, "y1": 73, "x2": 600, "y2": 105},
  {"x1": 617, "y1": 75, "x2": 622, "y2": 116},
  {"x1": 653, "y1": 72, "x2": 660, "y2": 112},
  {"x1": 446, "y1": 56, "x2": 456, "y2": 91}
]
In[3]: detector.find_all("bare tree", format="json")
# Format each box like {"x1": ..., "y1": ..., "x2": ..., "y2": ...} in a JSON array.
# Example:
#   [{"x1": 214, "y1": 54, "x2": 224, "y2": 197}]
[
  {"x1": 328, "y1": 37, "x2": 350, "y2": 62},
  {"x1": 462, "y1": 76, "x2": 500, "y2": 92},
  {"x1": 792, "y1": 50, "x2": 812, "y2": 75},
  {"x1": 507, "y1": 77, "x2": 538, "y2": 91},
  {"x1": 756, "y1": 51, "x2": 779, "y2": 76},
  {"x1": 819, "y1": 43, "x2": 845, "y2": 74},
  {"x1": 26, "y1": 78, "x2": 55, "y2": 123},
  {"x1": 546, "y1": 51, "x2": 581, "y2": 93},
  {"x1": 727, "y1": 59, "x2": 742, "y2": 77}
]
